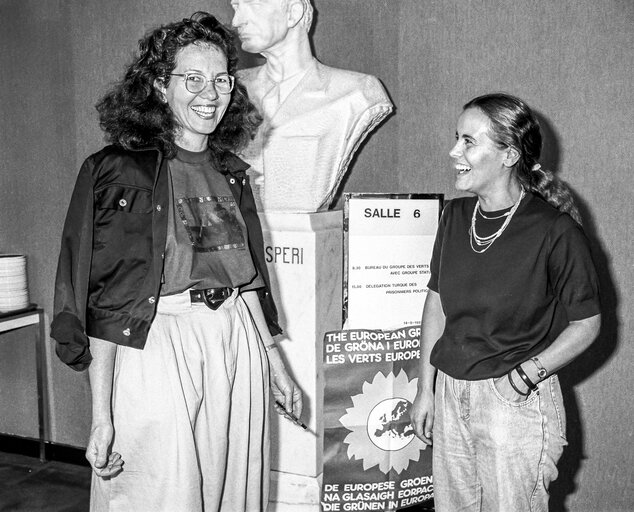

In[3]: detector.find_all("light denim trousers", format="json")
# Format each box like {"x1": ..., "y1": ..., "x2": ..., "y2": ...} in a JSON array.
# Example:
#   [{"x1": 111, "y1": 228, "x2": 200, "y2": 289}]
[{"x1": 433, "y1": 370, "x2": 568, "y2": 512}]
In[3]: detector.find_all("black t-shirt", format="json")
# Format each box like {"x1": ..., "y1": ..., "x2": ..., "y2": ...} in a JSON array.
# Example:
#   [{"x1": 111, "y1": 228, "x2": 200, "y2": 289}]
[{"x1": 428, "y1": 192, "x2": 600, "y2": 380}]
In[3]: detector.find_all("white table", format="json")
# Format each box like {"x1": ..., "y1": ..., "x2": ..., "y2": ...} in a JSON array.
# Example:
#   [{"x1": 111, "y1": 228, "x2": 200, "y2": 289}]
[{"x1": 0, "y1": 308, "x2": 47, "y2": 460}]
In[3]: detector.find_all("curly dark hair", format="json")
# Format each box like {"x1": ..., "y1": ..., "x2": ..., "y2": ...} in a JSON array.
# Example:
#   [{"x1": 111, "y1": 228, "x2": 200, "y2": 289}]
[
  {"x1": 464, "y1": 93, "x2": 582, "y2": 224},
  {"x1": 96, "y1": 12, "x2": 260, "y2": 163}
]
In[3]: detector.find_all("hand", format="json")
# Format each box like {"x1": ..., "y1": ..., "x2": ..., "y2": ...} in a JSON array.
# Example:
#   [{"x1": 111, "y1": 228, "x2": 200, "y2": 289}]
[
  {"x1": 409, "y1": 388, "x2": 434, "y2": 445},
  {"x1": 85, "y1": 421, "x2": 123, "y2": 478},
  {"x1": 268, "y1": 351, "x2": 303, "y2": 419},
  {"x1": 493, "y1": 374, "x2": 528, "y2": 403}
]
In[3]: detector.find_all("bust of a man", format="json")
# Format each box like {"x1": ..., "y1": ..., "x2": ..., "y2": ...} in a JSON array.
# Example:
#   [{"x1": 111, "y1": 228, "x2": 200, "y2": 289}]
[{"x1": 231, "y1": 0, "x2": 393, "y2": 212}]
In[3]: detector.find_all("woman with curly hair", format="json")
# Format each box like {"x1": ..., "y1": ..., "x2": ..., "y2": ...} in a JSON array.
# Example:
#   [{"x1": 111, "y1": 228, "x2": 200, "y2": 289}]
[
  {"x1": 51, "y1": 12, "x2": 302, "y2": 511},
  {"x1": 409, "y1": 93, "x2": 601, "y2": 511}
]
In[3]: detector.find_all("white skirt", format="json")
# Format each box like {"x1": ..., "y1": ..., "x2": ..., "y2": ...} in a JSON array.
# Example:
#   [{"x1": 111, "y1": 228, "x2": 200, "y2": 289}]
[{"x1": 91, "y1": 289, "x2": 270, "y2": 512}]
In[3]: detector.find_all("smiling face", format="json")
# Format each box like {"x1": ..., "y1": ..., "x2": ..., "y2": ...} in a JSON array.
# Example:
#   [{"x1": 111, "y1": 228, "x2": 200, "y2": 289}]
[
  {"x1": 449, "y1": 107, "x2": 511, "y2": 199},
  {"x1": 230, "y1": 0, "x2": 291, "y2": 54},
  {"x1": 157, "y1": 44, "x2": 231, "y2": 152}
]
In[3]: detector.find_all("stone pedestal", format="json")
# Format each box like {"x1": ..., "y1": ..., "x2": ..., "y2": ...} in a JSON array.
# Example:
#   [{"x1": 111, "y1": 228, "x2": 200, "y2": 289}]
[{"x1": 260, "y1": 211, "x2": 343, "y2": 511}]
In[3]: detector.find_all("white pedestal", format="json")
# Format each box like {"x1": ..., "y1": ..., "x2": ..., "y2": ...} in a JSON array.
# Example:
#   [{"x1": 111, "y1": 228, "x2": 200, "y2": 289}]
[{"x1": 260, "y1": 211, "x2": 343, "y2": 511}]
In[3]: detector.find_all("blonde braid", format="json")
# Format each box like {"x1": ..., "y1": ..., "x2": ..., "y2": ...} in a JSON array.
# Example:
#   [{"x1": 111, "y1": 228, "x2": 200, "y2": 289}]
[{"x1": 529, "y1": 164, "x2": 582, "y2": 225}]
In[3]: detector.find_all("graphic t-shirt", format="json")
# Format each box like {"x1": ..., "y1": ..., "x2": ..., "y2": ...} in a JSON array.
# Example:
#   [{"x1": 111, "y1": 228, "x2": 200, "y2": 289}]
[{"x1": 161, "y1": 147, "x2": 262, "y2": 295}]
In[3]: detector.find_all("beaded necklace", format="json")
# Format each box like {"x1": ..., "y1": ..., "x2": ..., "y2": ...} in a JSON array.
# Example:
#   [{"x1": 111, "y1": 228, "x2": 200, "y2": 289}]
[{"x1": 469, "y1": 188, "x2": 525, "y2": 253}]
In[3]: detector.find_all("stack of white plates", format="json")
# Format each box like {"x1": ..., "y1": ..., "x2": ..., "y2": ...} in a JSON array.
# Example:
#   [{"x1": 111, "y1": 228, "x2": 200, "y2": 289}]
[{"x1": 0, "y1": 254, "x2": 30, "y2": 313}]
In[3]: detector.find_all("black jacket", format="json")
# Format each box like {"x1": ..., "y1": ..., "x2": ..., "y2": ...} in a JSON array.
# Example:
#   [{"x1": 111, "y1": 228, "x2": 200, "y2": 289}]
[{"x1": 51, "y1": 145, "x2": 281, "y2": 372}]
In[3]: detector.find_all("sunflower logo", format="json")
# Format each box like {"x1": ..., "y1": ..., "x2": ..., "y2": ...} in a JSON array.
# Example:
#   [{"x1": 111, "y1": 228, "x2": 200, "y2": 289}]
[{"x1": 339, "y1": 370, "x2": 427, "y2": 474}]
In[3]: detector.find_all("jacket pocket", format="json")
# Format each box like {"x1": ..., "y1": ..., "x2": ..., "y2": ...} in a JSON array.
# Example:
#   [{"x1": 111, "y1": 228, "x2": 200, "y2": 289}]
[{"x1": 95, "y1": 184, "x2": 153, "y2": 213}]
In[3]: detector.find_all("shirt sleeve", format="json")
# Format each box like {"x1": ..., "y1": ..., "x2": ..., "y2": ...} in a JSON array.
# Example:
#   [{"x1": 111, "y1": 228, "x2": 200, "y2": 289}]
[
  {"x1": 547, "y1": 215, "x2": 601, "y2": 321},
  {"x1": 238, "y1": 170, "x2": 282, "y2": 335},
  {"x1": 50, "y1": 155, "x2": 96, "y2": 371}
]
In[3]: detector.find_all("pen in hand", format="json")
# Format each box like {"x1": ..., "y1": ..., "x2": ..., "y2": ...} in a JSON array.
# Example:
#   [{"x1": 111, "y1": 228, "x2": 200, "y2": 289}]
[{"x1": 275, "y1": 400, "x2": 308, "y2": 430}]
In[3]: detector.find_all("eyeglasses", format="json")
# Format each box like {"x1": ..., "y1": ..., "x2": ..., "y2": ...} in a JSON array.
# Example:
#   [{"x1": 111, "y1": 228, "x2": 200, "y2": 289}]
[{"x1": 169, "y1": 72, "x2": 235, "y2": 95}]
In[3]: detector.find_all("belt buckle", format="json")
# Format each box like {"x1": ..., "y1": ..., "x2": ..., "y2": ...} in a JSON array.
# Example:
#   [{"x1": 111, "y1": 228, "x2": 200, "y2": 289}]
[{"x1": 202, "y1": 288, "x2": 229, "y2": 310}]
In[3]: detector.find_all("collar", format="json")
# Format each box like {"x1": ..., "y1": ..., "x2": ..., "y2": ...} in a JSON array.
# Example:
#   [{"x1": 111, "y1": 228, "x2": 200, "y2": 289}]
[
  {"x1": 123, "y1": 144, "x2": 250, "y2": 178},
  {"x1": 223, "y1": 152, "x2": 250, "y2": 177}
]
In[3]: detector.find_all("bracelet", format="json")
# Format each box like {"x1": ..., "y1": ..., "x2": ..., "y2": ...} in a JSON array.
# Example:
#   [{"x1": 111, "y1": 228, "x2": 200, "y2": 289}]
[
  {"x1": 507, "y1": 371, "x2": 530, "y2": 396},
  {"x1": 514, "y1": 364, "x2": 538, "y2": 392},
  {"x1": 530, "y1": 357, "x2": 548, "y2": 379},
  {"x1": 264, "y1": 343, "x2": 278, "y2": 352}
]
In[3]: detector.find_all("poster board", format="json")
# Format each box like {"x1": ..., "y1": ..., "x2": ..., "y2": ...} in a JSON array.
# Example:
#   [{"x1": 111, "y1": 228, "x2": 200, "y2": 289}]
[
  {"x1": 322, "y1": 194, "x2": 442, "y2": 511},
  {"x1": 343, "y1": 194, "x2": 443, "y2": 330}
]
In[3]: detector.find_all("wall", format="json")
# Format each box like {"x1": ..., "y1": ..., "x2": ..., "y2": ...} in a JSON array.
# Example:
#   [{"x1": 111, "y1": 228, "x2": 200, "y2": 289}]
[
  {"x1": 0, "y1": 0, "x2": 82, "y2": 442},
  {"x1": 0, "y1": 0, "x2": 235, "y2": 447},
  {"x1": 0, "y1": 1, "x2": 631, "y2": 510}
]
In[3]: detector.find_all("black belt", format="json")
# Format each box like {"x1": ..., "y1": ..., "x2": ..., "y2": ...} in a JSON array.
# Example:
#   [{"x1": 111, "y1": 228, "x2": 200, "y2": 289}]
[{"x1": 190, "y1": 287, "x2": 232, "y2": 310}]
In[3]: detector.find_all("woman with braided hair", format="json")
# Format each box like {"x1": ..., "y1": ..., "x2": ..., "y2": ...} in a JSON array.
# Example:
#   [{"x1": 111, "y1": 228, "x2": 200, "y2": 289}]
[
  {"x1": 51, "y1": 12, "x2": 302, "y2": 511},
  {"x1": 409, "y1": 93, "x2": 600, "y2": 511}
]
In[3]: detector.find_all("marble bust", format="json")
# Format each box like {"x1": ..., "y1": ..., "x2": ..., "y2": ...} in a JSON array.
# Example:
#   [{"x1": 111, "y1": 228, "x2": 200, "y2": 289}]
[{"x1": 231, "y1": 0, "x2": 393, "y2": 212}]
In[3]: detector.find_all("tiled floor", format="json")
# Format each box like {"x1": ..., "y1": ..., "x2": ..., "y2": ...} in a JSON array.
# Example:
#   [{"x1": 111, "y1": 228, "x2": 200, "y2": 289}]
[{"x1": 0, "y1": 451, "x2": 91, "y2": 512}]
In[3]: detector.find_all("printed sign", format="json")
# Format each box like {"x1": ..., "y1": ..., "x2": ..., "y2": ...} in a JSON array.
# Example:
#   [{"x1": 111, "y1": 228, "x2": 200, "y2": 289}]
[
  {"x1": 322, "y1": 194, "x2": 442, "y2": 511},
  {"x1": 323, "y1": 327, "x2": 434, "y2": 511},
  {"x1": 343, "y1": 194, "x2": 443, "y2": 330}
]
